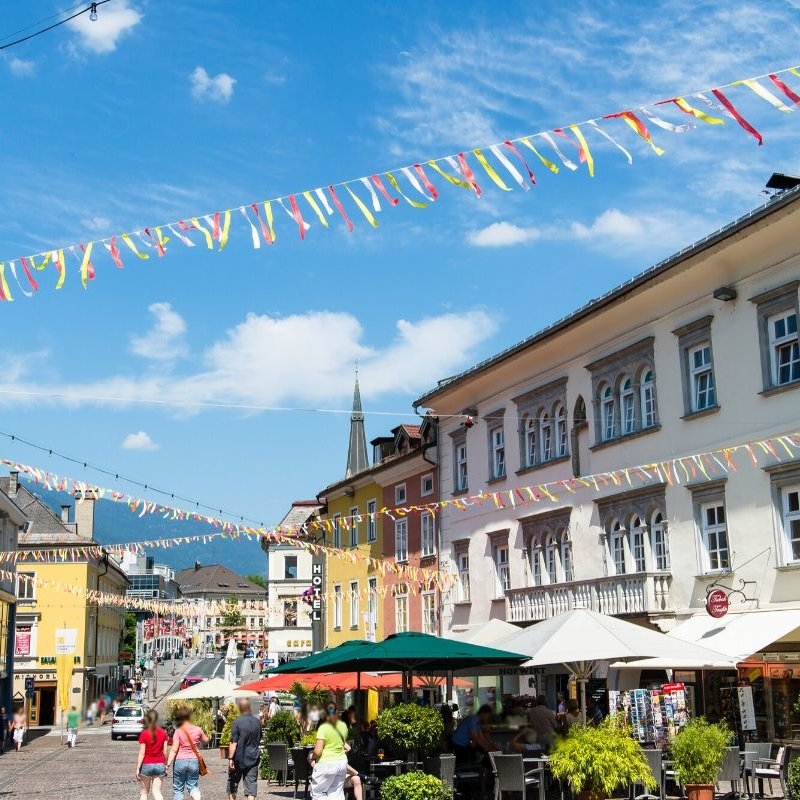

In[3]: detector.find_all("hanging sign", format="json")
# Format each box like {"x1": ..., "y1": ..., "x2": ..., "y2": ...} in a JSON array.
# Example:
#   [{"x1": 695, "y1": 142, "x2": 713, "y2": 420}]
[
  {"x1": 55, "y1": 628, "x2": 77, "y2": 655},
  {"x1": 737, "y1": 685, "x2": 757, "y2": 731},
  {"x1": 706, "y1": 589, "x2": 729, "y2": 618}
]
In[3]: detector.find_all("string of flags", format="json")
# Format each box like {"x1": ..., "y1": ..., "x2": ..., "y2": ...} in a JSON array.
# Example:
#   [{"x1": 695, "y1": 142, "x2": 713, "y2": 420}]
[{"x1": 1, "y1": 65, "x2": 800, "y2": 302}]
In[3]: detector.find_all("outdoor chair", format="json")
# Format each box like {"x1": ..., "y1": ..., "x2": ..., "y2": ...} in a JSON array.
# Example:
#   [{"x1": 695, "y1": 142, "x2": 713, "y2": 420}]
[
  {"x1": 661, "y1": 759, "x2": 684, "y2": 800},
  {"x1": 753, "y1": 745, "x2": 792, "y2": 799},
  {"x1": 633, "y1": 750, "x2": 662, "y2": 800},
  {"x1": 490, "y1": 753, "x2": 544, "y2": 800},
  {"x1": 266, "y1": 741, "x2": 292, "y2": 786},
  {"x1": 716, "y1": 747, "x2": 742, "y2": 798},
  {"x1": 424, "y1": 755, "x2": 456, "y2": 792},
  {"x1": 290, "y1": 746, "x2": 311, "y2": 799},
  {"x1": 742, "y1": 743, "x2": 772, "y2": 796}
]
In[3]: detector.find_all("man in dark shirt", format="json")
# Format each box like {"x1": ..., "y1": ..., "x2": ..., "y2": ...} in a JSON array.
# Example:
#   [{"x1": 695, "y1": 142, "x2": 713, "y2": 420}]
[{"x1": 228, "y1": 698, "x2": 262, "y2": 800}]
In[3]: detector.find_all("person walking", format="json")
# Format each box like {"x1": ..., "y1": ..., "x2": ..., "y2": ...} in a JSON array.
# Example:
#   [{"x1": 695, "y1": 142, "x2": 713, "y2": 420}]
[
  {"x1": 309, "y1": 703, "x2": 349, "y2": 800},
  {"x1": 98, "y1": 695, "x2": 108, "y2": 726},
  {"x1": 66, "y1": 706, "x2": 80, "y2": 748},
  {"x1": 226, "y1": 698, "x2": 261, "y2": 800},
  {"x1": 166, "y1": 704, "x2": 209, "y2": 800},
  {"x1": 11, "y1": 708, "x2": 26, "y2": 752},
  {"x1": 137, "y1": 710, "x2": 168, "y2": 800}
]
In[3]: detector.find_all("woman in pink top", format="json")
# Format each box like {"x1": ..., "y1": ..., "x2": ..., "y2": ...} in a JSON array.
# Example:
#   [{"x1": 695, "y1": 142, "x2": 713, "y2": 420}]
[{"x1": 166, "y1": 705, "x2": 209, "y2": 800}]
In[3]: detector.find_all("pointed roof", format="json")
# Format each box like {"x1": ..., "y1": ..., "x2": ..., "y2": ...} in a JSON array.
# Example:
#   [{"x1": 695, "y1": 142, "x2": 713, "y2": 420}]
[{"x1": 345, "y1": 372, "x2": 369, "y2": 478}]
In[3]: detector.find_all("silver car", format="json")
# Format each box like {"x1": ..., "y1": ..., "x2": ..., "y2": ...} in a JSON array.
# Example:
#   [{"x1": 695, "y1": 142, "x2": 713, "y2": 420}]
[{"x1": 111, "y1": 704, "x2": 145, "y2": 740}]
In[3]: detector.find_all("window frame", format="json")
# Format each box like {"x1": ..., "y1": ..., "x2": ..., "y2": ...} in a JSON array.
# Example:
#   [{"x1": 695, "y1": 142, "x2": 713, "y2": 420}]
[
  {"x1": 689, "y1": 344, "x2": 716, "y2": 412},
  {"x1": 539, "y1": 409, "x2": 553, "y2": 462},
  {"x1": 608, "y1": 520, "x2": 627, "y2": 576},
  {"x1": 630, "y1": 515, "x2": 646, "y2": 573},
  {"x1": 16, "y1": 571, "x2": 35, "y2": 602},
  {"x1": 640, "y1": 371, "x2": 656, "y2": 429},
  {"x1": 511, "y1": 377, "x2": 569, "y2": 470},
  {"x1": 420, "y1": 473, "x2": 434, "y2": 497},
  {"x1": 333, "y1": 584, "x2": 342, "y2": 630},
  {"x1": 451, "y1": 431, "x2": 468, "y2": 493},
  {"x1": 493, "y1": 542, "x2": 510, "y2": 598},
  {"x1": 524, "y1": 416, "x2": 537, "y2": 468},
  {"x1": 601, "y1": 385, "x2": 616, "y2": 442},
  {"x1": 555, "y1": 404, "x2": 568, "y2": 459},
  {"x1": 651, "y1": 511, "x2": 670, "y2": 571},
  {"x1": 349, "y1": 580, "x2": 360, "y2": 629},
  {"x1": 283, "y1": 555, "x2": 298, "y2": 581},
  {"x1": 621, "y1": 377, "x2": 635, "y2": 435},
  {"x1": 394, "y1": 588, "x2": 409, "y2": 633},
  {"x1": 456, "y1": 551, "x2": 470, "y2": 603},
  {"x1": 421, "y1": 511, "x2": 436, "y2": 558},
  {"x1": 489, "y1": 424, "x2": 506, "y2": 479},
  {"x1": 673, "y1": 316, "x2": 718, "y2": 417},
  {"x1": 750, "y1": 280, "x2": 800, "y2": 393},
  {"x1": 333, "y1": 514, "x2": 342, "y2": 549},
  {"x1": 768, "y1": 309, "x2": 800, "y2": 387},
  {"x1": 367, "y1": 499, "x2": 377, "y2": 542},
  {"x1": 694, "y1": 493, "x2": 731, "y2": 574},
  {"x1": 559, "y1": 530, "x2": 573, "y2": 582},
  {"x1": 394, "y1": 518, "x2": 409, "y2": 563},
  {"x1": 367, "y1": 576, "x2": 378, "y2": 636},
  {"x1": 394, "y1": 483, "x2": 407, "y2": 505},
  {"x1": 421, "y1": 590, "x2": 436, "y2": 635},
  {"x1": 349, "y1": 506, "x2": 359, "y2": 548},
  {"x1": 529, "y1": 541, "x2": 542, "y2": 586}
]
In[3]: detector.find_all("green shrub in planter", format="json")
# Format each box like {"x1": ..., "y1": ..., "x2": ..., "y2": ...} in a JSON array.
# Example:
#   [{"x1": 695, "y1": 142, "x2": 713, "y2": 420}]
[
  {"x1": 670, "y1": 718, "x2": 732, "y2": 786},
  {"x1": 786, "y1": 753, "x2": 799, "y2": 800},
  {"x1": 165, "y1": 699, "x2": 214, "y2": 741},
  {"x1": 549, "y1": 716, "x2": 657, "y2": 798},
  {"x1": 380, "y1": 771, "x2": 452, "y2": 800},
  {"x1": 259, "y1": 709, "x2": 300, "y2": 780},
  {"x1": 377, "y1": 704, "x2": 443, "y2": 759}
]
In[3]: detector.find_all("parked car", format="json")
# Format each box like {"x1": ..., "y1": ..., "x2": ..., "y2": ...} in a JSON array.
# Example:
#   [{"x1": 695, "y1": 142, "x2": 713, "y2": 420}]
[
  {"x1": 111, "y1": 704, "x2": 145, "y2": 740},
  {"x1": 180, "y1": 676, "x2": 205, "y2": 691},
  {"x1": 204, "y1": 651, "x2": 216, "y2": 659}
]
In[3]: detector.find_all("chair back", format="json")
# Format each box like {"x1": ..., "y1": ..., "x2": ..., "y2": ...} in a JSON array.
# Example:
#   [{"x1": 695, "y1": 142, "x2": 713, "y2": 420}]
[
  {"x1": 291, "y1": 747, "x2": 310, "y2": 781},
  {"x1": 779, "y1": 746, "x2": 793, "y2": 778},
  {"x1": 752, "y1": 742, "x2": 773, "y2": 760},
  {"x1": 267, "y1": 741, "x2": 288, "y2": 770},
  {"x1": 493, "y1": 754, "x2": 526, "y2": 793},
  {"x1": 642, "y1": 750, "x2": 662, "y2": 785},
  {"x1": 439, "y1": 754, "x2": 456, "y2": 791},
  {"x1": 717, "y1": 747, "x2": 741, "y2": 782}
]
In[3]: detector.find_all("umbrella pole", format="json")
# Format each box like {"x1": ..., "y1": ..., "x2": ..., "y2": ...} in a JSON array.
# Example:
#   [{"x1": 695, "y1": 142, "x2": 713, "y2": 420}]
[
  {"x1": 579, "y1": 678, "x2": 587, "y2": 726},
  {"x1": 445, "y1": 670, "x2": 453, "y2": 710}
]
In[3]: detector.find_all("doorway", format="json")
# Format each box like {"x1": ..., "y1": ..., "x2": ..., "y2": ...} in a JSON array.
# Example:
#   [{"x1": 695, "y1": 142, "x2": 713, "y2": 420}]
[{"x1": 36, "y1": 686, "x2": 56, "y2": 726}]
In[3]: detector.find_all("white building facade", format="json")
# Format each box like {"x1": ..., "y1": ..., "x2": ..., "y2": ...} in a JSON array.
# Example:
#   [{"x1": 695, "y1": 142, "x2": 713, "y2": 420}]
[{"x1": 416, "y1": 184, "x2": 800, "y2": 740}]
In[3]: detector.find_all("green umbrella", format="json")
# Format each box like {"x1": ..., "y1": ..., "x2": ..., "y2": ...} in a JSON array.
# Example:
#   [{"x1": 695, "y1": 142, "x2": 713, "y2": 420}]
[{"x1": 268, "y1": 640, "x2": 372, "y2": 674}]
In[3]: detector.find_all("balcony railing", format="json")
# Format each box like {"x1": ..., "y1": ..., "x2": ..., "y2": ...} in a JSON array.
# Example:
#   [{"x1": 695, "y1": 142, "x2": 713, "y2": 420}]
[{"x1": 506, "y1": 572, "x2": 673, "y2": 623}]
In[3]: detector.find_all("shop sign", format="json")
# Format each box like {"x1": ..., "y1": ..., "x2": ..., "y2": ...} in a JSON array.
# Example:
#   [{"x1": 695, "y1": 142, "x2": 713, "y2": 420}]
[
  {"x1": 55, "y1": 628, "x2": 77, "y2": 655},
  {"x1": 705, "y1": 589, "x2": 729, "y2": 618},
  {"x1": 15, "y1": 628, "x2": 31, "y2": 656}
]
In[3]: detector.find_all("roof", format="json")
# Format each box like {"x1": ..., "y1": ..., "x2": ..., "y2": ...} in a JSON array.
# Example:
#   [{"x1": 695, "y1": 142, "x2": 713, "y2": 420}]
[
  {"x1": 396, "y1": 424, "x2": 421, "y2": 439},
  {"x1": 176, "y1": 563, "x2": 265, "y2": 596},
  {"x1": 277, "y1": 501, "x2": 323, "y2": 529},
  {"x1": 345, "y1": 374, "x2": 369, "y2": 478},
  {"x1": 414, "y1": 184, "x2": 800, "y2": 406}
]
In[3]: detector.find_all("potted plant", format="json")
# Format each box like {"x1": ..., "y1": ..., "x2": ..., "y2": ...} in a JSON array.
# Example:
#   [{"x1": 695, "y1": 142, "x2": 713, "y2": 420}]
[
  {"x1": 377, "y1": 703, "x2": 444, "y2": 762},
  {"x1": 259, "y1": 709, "x2": 300, "y2": 780},
  {"x1": 670, "y1": 718, "x2": 732, "y2": 800},
  {"x1": 219, "y1": 703, "x2": 239, "y2": 758},
  {"x1": 549, "y1": 716, "x2": 657, "y2": 800},
  {"x1": 380, "y1": 771, "x2": 452, "y2": 800}
]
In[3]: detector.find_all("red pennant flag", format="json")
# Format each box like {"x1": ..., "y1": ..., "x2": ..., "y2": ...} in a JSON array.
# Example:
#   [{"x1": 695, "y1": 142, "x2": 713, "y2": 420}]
[
  {"x1": 768, "y1": 73, "x2": 800, "y2": 105},
  {"x1": 370, "y1": 174, "x2": 400, "y2": 206},
  {"x1": 251, "y1": 203, "x2": 273, "y2": 245},
  {"x1": 328, "y1": 186, "x2": 354, "y2": 232},
  {"x1": 108, "y1": 236, "x2": 124, "y2": 268},
  {"x1": 710, "y1": 89, "x2": 763, "y2": 145},
  {"x1": 212, "y1": 211, "x2": 221, "y2": 240},
  {"x1": 456, "y1": 152, "x2": 482, "y2": 196},
  {"x1": 503, "y1": 140, "x2": 536, "y2": 184},
  {"x1": 413, "y1": 164, "x2": 439, "y2": 200},
  {"x1": 20, "y1": 257, "x2": 39, "y2": 292},
  {"x1": 288, "y1": 195, "x2": 308, "y2": 240}
]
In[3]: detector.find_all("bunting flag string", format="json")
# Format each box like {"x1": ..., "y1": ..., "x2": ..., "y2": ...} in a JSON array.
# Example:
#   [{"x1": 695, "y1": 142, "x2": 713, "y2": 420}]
[
  {"x1": 2, "y1": 64, "x2": 799, "y2": 302},
  {"x1": 1, "y1": 430, "x2": 798, "y2": 577}
]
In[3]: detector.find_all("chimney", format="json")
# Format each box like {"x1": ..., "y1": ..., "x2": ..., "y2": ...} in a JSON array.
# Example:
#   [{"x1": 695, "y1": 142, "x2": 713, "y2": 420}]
[
  {"x1": 73, "y1": 489, "x2": 96, "y2": 540},
  {"x1": 194, "y1": 560, "x2": 201, "y2": 572},
  {"x1": 60, "y1": 505, "x2": 71, "y2": 523},
  {"x1": 7, "y1": 471, "x2": 18, "y2": 497}
]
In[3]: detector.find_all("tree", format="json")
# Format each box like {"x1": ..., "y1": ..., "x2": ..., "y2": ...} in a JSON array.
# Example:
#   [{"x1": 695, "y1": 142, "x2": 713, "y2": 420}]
[
  {"x1": 246, "y1": 574, "x2": 267, "y2": 589},
  {"x1": 220, "y1": 596, "x2": 245, "y2": 636},
  {"x1": 122, "y1": 613, "x2": 137, "y2": 661}
]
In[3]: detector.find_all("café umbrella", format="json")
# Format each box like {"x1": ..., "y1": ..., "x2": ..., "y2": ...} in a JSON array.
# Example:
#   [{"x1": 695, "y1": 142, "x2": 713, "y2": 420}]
[{"x1": 167, "y1": 677, "x2": 260, "y2": 701}]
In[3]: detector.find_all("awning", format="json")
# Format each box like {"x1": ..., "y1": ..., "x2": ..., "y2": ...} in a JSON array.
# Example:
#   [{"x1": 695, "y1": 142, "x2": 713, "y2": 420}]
[{"x1": 614, "y1": 609, "x2": 800, "y2": 669}]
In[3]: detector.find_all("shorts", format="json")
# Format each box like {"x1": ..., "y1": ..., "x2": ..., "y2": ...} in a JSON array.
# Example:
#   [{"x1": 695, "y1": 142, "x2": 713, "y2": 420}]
[
  {"x1": 12, "y1": 729, "x2": 23, "y2": 744},
  {"x1": 140, "y1": 763, "x2": 166, "y2": 778},
  {"x1": 227, "y1": 763, "x2": 259, "y2": 796}
]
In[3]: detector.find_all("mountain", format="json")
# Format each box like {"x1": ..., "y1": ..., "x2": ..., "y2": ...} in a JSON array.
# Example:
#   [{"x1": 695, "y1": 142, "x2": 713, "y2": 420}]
[{"x1": 31, "y1": 486, "x2": 266, "y2": 577}]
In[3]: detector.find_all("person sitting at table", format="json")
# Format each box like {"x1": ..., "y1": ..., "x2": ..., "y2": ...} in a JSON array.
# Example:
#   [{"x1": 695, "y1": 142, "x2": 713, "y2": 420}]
[
  {"x1": 511, "y1": 725, "x2": 544, "y2": 755},
  {"x1": 450, "y1": 704, "x2": 497, "y2": 764},
  {"x1": 586, "y1": 696, "x2": 604, "y2": 726},
  {"x1": 527, "y1": 695, "x2": 559, "y2": 753},
  {"x1": 562, "y1": 699, "x2": 582, "y2": 730}
]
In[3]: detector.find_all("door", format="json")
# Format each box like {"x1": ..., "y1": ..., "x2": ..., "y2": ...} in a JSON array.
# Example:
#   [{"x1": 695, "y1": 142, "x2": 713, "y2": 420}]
[{"x1": 37, "y1": 687, "x2": 56, "y2": 726}]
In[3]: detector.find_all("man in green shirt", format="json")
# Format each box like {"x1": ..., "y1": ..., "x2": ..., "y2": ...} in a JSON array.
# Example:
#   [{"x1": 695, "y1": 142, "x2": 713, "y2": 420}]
[{"x1": 66, "y1": 707, "x2": 79, "y2": 748}]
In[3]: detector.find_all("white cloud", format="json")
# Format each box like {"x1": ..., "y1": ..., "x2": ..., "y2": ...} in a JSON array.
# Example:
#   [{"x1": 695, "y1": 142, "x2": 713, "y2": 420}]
[
  {"x1": 130, "y1": 302, "x2": 188, "y2": 362},
  {"x1": 81, "y1": 215, "x2": 111, "y2": 233},
  {"x1": 67, "y1": 0, "x2": 141, "y2": 54},
  {"x1": 190, "y1": 67, "x2": 236, "y2": 103},
  {"x1": 468, "y1": 221, "x2": 541, "y2": 247},
  {"x1": 7, "y1": 56, "x2": 35, "y2": 77},
  {"x1": 122, "y1": 431, "x2": 159, "y2": 451},
  {"x1": 263, "y1": 71, "x2": 286, "y2": 86},
  {"x1": 0, "y1": 309, "x2": 497, "y2": 412}
]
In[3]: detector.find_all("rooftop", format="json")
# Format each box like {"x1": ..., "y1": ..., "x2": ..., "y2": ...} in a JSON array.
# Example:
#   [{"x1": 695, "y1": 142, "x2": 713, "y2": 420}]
[{"x1": 176, "y1": 562, "x2": 265, "y2": 596}]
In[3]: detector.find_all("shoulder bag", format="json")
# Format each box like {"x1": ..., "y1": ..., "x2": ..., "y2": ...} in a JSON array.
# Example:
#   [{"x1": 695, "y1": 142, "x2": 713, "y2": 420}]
[{"x1": 180, "y1": 729, "x2": 208, "y2": 777}]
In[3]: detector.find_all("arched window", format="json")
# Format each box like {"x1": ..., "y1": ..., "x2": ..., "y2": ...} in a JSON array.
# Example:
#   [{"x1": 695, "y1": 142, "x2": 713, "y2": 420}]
[
  {"x1": 641, "y1": 370, "x2": 656, "y2": 428},
  {"x1": 555, "y1": 404, "x2": 568, "y2": 458},
  {"x1": 539, "y1": 409, "x2": 553, "y2": 462},
  {"x1": 559, "y1": 529, "x2": 573, "y2": 582},
  {"x1": 630, "y1": 514, "x2": 646, "y2": 572},
  {"x1": 651, "y1": 511, "x2": 670, "y2": 571},
  {"x1": 524, "y1": 416, "x2": 537, "y2": 468},
  {"x1": 609, "y1": 520, "x2": 626, "y2": 575},
  {"x1": 529, "y1": 541, "x2": 542, "y2": 586},
  {"x1": 621, "y1": 377, "x2": 635, "y2": 435},
  {"x1": 545, "y1": 535, "x2": 558, "y2": 583},
  {"x1": 600, "y1": 384, "x2": 616, "y2": 442}
]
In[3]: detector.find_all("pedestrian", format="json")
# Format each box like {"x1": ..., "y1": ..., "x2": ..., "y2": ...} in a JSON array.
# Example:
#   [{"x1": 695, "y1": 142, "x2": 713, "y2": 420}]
[
  {"x1": 66, "y1": 706, "x2": 80, "y2": 748},
  {"x1": 556, "y1": 691, "x2": 567, "y2": 714},
  {"x1": 0, "y1": 706, "x2": 7, "y2": 754},
  {"x1": 142, "y1": 676, "x2": 149, "y2": 698},
  {"x1": 166, "y1": 703, "x2": 209, "y2": 800},
  {"x1": 226, "y1": 698, "x2": 261, "y2": 800},
  {"x1": 267, "y1": 696, "x2": 279, "y2": 719},
  {"x1": 98, "y1": 695, "x2": 107, "y2": 726},
  {"x1": 12, "y1": 707, "x2": 26, "y2": 752},
  {"x1": 136, "y1": 710, "x2": 168, "y2": 800},
  {"x1": 87, "y1": 700, "x2": 97, "y2": 726},
  {"x1": 586, "y1": 696, "x2": 604, "y2": 726},
  {"x1": 309, "y1": 703, "x2": 349, "y2": 800}
]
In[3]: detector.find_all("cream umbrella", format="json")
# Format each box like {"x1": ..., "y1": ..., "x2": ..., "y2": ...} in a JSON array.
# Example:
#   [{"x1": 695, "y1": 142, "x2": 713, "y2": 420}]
[{"x1": 167, "y1": 677, "x2": 259, "y2": 701}]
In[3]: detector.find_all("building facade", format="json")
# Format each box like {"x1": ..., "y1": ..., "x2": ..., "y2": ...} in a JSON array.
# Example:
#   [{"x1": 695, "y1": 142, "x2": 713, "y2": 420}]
[
  {"x1": 415, "y1": 182, "x2": 800, "y2": 739},
  {"x1": 3, "y1": 475, "x2": 128, "y2": 724},
  {"x1": 0, "y1": 488, "x2": 24, "y2": 715}
]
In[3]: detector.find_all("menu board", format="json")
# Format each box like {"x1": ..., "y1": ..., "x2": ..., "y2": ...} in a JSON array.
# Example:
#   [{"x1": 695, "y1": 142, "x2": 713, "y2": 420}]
[
  {"x1": 737, "y1": 685, "x2": 757, "y2": 731},
  {"x1": 608, "y1": 682, "x2": 689, "y2": 744}
]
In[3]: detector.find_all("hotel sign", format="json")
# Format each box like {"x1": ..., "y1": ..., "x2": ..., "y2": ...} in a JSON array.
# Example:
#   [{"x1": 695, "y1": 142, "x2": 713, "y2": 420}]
[{"x1": 311, "y1": 564, "x2": 324, "y2": 622}]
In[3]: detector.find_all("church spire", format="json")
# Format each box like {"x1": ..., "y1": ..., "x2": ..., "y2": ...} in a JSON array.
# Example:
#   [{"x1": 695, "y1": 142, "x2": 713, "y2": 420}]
[{"x1": 345, "y1": 366, "x2": 369, "y2": 478}]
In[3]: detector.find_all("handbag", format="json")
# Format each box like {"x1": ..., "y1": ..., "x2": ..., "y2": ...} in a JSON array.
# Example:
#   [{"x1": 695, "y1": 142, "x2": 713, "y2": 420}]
[{"x1": 180, "y1": 729, "x2": 208, "y2": 777}]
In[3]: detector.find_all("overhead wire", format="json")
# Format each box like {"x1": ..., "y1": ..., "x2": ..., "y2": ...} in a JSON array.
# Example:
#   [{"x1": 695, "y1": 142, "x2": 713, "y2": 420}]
[{"x1": 0, "y1": 0, "x2": 112, "y2": 51}]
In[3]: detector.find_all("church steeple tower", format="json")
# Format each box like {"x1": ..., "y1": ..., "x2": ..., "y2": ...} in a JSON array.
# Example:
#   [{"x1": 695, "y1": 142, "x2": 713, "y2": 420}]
[{"x1": 345, "y1": 367, "x2": 369, "y2": 478}]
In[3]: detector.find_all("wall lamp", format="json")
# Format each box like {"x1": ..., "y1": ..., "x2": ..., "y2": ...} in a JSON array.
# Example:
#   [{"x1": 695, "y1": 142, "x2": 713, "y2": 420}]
[{"x1": 713, "y1": 286, "x2": 737, "y2": 302}]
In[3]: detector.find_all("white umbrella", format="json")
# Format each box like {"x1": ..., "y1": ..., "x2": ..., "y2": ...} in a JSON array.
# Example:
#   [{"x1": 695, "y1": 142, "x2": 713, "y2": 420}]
[
  {"x1": 224, "y1": 638, "x2": 238, "y2": 684},
  {"x1": 494, "y1": 608, "x2": 735, "y2": 723},
  {"x1": 167, "y1": 677, "x2": 259, "y2": 701}
]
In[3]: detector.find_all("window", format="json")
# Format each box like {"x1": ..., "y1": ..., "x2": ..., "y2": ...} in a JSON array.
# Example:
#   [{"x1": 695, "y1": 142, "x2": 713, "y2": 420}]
[
  {"x1": 16, "y1": 571, "x2": 35, "y2": 602},
  {"x1": 524, "y1": 417, "x2": 537, "y2": 468},
  {"x1": 700, "y1": 502, "x2": 730, "y2": 572},
  {"x1": 560, "y1": 530, "x2": 573, "y2": 582},
  {"x1": 529, "y1": 543, "x2": 542, "y2": 586},
  {"x1": 651, "y1": 511, "x2": 670, "y2": 571},
  {"x1": 367, "y1": 499, "x2": 377, "y2": 542},
  {"x1": 601, "y1": 385, "x2": 616, "y2": 442},
  {"x1": 349, "y1": 581, "x2": 359, "y2": 628},
  {"x1": 395, "y1": 484, "x2": 407, "y2": 505},
  {"x1": 421, "y1": 512, "x2": 436, "y2": 557},
  {"x1": 555, "y1": 405, "x2": 568, "y2": 458},
  {"x1": 781, "y1": 485, "x2": 800, "y2": 563},
  {"x1": 333, "y1": 515, "x2": 342, "y2": 548},
  {"x1": 394, "y1": 519, "x2": 408, "y2": 562},
  {"x1": 609, "y1": 520, "x2": 626, "y2": 575},
  {"x1": 333, "y1": 585, "x2": 342, "y2": 629},
  {"x1": 689, "y1": 345, "x2": 716, "y2": 411},
  {"x1": 349, "y1": 506, "x2": 359, "y2": 548},
  {"x1": 493, "y1": 544, "x2": 510, "y2": 597},
  {"x1": 422, "y1": 591, "x2": 436, "y2": 635},
  {"x1": 539, "y1": 410, "x2": 553, "y2": 462},
  {"x1": 621, "y1": 378, "x2": 635, "y2": 435},
  {"x1": 545, "y1": 536, "x2": 557, "y2": 583},
  {"x1": 283, "y1": 600, "x2": 298, "y2": 627},
  {"x1": 630, "y1": 515, "x2": 646, "y2": 572},
  {"x1": 641, "y1": 371, "x2": 656, "y2": 428},
  {"x1": 367, "y1": 577, "x2": 378, "y2": 639},
  {"x1": 421, "y1": 474, "x2": 434, "y2": 496},
  {"x1": 455, "y1": 441, "x2": 468, "y2": 492},
  {"x1": 491, "y1": 428, "x2": 506, "y2": 478},
  {"x1": 284, "y1": 556, "x2": 297, "y2": 580},
  {"x1": 394, "y1": 590, "x2": 409, "y2": 633},
  {"x1": 457, "y1": 551, "x2": 470, "y2": 602},
  {"x1": 769, "y1": 311, "x2": 800, "y2": 386}
]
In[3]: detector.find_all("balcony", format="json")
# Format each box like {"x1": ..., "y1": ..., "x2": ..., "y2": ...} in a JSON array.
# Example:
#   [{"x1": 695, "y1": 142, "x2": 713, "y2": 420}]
[{"x1": 506, "y1": 572, "x2": 673, "y2": 623}]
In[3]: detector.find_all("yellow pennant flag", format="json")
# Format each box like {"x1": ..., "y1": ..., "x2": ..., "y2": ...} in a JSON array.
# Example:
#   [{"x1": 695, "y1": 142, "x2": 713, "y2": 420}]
[
  {"x1": 519, "y1": 137, "x2": 559, "y2": 173},
  {"x1": 303, "y1": 191, "x2": 329, "y2": 227},
  {"x1": 0, "y1": 263, "x2": 11, "y2": 301},
  {"x1": 345, "y1": 185, "x2": 378, "y2": 228},
  {"x1": 385, "y1": 171, "x2": 427, "y2": 208},
  {"x1": 190, "y1": 217, "x2": 214, "y2": 249},
  {"x1": 121, "y1": 234, "x2": 150, "y2": 259},
  {"x1": 264, "y1": 201, "x2": 276, "y2": 243},
  {"x1": 673, "y1": 97, "x2": 724, "y2": 125},
  {"x1": 426, "y1": 160, "x2": 472, "y2": 189},
  {"x1": 218, "y1": 210, "x2": 232, "y2": 250},
  {"x1": 473, "y1": 148, "x2": 511, "y2": 190},
  {"x1": 568, "y1": 125, "x2": 594, "y2": 176}
]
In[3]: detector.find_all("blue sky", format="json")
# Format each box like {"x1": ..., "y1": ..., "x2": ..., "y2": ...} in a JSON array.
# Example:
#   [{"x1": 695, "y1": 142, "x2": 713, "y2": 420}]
[{"x1": 1, "y1": 0, "x2": 800, "y2": 543}]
